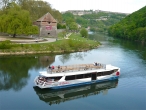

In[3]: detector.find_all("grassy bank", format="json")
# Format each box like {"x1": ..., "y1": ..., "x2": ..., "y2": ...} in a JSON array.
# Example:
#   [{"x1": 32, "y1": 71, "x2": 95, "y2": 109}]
[{"x1": 0, "y1": 33, "x2": 101, "y2": 55}]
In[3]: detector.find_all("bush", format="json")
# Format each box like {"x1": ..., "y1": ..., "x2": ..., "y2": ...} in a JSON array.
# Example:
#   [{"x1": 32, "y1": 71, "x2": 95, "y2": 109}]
[
  {"x1": 0, "y1": 40, "x2": 12, "y2": 49},
  {"x1": 80, "y1": 28, "x2": 88, "y2": 38}
]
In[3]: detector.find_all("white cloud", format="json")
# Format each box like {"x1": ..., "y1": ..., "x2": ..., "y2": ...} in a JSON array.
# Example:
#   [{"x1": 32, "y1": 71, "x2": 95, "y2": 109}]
[{"x1": 45, "y1": 0, "x2": 146, "y2": 13}]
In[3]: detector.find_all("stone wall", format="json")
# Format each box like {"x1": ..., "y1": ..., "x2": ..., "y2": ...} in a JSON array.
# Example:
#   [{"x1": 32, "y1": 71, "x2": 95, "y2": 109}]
[{"x1": 40, "y1": 26, "x2": 57, "y2": 37}]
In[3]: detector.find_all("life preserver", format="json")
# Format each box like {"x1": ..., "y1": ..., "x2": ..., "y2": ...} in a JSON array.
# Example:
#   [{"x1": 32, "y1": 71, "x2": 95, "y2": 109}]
[{"x1": 116, "y1": 71, "x2": 120, "y2": 76}]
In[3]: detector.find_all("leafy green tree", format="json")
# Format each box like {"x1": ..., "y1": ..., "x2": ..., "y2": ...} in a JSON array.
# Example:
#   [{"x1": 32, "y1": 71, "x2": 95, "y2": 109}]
[
  {"x1": 57, "y1": 23, "x2": 66, "y2": 29},
  {"x1": 76, "y1": 16, "x2": 88, "y2": 28},
  {"x1": 62, "y1": 12, "x2": 74, "y2": 21},
  {"x1": 80, "y1": 28, "x2": 88, "y2": 38},
  {"x1": 0, "y1": 0, "x2": 16, "y2": 9},
  {"x1": 19, "y1": 0, "x2": 62, "y2": 22},
  {"x1": 69, "y1": 22, "x2": 78, "y2": 30},
  {"x1": 62, "y1": 12, "x2": 78, "y2": 31},
  {"x1": 52, "y1": 9, "x2": 62, "y2": 23},
  {"x1": 0, "y1": 2, "x2": 38, "y2": 37},
  {"x1": 65, "y1": 18, "x2": 75, "y2": 26}
]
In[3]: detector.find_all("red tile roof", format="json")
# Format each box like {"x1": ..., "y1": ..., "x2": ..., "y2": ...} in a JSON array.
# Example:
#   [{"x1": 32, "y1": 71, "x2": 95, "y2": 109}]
[{"x1": 36, "y1": 12, "x2": 57, "y2": 23}]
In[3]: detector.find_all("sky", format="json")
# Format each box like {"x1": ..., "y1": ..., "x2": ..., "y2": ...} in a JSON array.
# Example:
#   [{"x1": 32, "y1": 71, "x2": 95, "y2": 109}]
[{"x1": 45, "y1": 0, "x2": 146, "y2": 13}]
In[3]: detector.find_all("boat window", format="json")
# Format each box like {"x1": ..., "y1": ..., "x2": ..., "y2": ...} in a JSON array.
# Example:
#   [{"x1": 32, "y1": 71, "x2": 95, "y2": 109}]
[
  {"x1": 103, "y1": 71, "x2": 108, "y2": 75},
  {"x1": 97, "y1": 72, "x2": 103, "y2": 76},
  {"x1": 65, "y1": 75, "x2": 75, "y2": 80},
  {"x1": 76, "y1": 74, "x2": 84, "y2": 79},
  {"x1": 114, "y1": 69, "x2": 118, "y2": 72},
  {"x1": 103, "y1": 70, "x2": 113, "y2": 75},
  {"x1": 84, "y1": 73, "x2": 91, "y2": 78},
  {"x1": 49, "y1": 76, "x2": 62, "y2": 81}
]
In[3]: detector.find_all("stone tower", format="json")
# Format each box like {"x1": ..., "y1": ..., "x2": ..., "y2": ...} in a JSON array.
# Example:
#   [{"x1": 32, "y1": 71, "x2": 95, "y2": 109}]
[{"x1": 34, "y1": 12, "x2": 57, "y2": 37}]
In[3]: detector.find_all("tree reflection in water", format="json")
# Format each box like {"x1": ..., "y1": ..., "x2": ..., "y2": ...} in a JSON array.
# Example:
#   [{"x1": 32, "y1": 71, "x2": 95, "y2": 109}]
[
  {"x1": 0, "y1": 56, "x2": 37, "y2": 91},
  {"x1": 59, "y1": 52, "x2": 88, "y2": 64},
  {"x1": 0, "y1": 54, "x2": 57, "y2": 91}
]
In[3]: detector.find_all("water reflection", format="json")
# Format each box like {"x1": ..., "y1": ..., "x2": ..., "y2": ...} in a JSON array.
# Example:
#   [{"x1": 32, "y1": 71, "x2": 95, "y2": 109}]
[
  {"x1": 0, "y1": 55, "x2": 56, "y2": 91},
  {"x1": 59, "y1": 54, "x2": 73, "y2": 64},
  {"x1": 113, "y1": 39, "x2": 146, "y2": 61},
  {"x1": 58, "y1": 52, "x2": 88, "y2": 64},
  {"x1": 39, "y1": 55, "x2": 55, "y2": 67},
  {"x1": 33, "y1": 80, "x2": 118, "y2": 106},
  {"x1": 89, "y1": 32, "x2": 146, "y2": 63},
  {"x1": 0, "y1": 57, "x2": 34, "y2": 91}
]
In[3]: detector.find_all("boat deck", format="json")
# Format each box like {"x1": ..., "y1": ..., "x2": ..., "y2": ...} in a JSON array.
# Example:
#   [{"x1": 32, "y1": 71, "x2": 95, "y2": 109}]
[{"x1": 47, "y1": 63, "x2": 106, "y2": 73}]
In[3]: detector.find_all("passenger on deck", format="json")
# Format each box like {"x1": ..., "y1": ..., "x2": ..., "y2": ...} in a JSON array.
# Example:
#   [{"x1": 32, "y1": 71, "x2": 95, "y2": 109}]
[
  {"x1": 58, "y1": 65, "x2": 60, "y2": 69},
  {"x1": 51, "y1": 65, "x2": 54, "y2": 69},
  {"x1": 47, "y1": 65, "x2": 51, "y2": 73},
  {"x1": 94, "y1": 62, "x2": 97, "y2": 66},
  {"x1": 93, "y1": 62, "x2": 96, "y2": 66},
  {"x1": 48, "y1": 65, "x2": 51, "y2": 69},
  {"x1": 95, "y1": 62, "x2": 97, "y2": 66}
]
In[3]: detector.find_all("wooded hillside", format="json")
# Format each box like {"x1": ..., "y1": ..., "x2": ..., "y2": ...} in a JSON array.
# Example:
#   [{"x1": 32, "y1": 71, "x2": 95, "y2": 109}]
[
  {"x1": 62, "y1": 11, "x2": 127, "y2": 32},
  {"x1": 108, "y1": 6, "x2": 146, "y2": 43}
]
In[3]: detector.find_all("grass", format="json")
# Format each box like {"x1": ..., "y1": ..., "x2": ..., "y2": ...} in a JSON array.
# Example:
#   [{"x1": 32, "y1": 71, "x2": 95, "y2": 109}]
[{"x1": 0, "y1": 33, "x2": 101, "y2": 55}]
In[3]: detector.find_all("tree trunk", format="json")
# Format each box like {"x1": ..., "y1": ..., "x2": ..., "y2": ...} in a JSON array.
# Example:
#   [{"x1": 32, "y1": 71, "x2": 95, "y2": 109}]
[
  {"x1": 13, "y1": 33, "x2": 16, "y2": 38},
  {"x1": 13, "y1": 28, "x2": 16, "y2": 38}
]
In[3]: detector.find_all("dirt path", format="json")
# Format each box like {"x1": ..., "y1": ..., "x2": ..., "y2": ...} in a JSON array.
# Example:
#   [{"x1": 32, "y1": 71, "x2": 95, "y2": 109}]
[{"x1": 0, "y1": 36, "x2": 56, "y2": 44}]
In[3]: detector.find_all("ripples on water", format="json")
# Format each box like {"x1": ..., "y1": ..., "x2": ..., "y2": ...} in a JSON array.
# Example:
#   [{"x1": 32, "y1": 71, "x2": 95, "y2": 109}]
[{"x1": 0, "y1": 33, "x2": 146, "y2": 110}]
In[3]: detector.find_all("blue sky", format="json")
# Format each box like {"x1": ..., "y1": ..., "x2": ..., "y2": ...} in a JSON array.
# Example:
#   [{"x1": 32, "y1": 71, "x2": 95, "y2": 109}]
[{"x1": 45, "y1": 0, "x2": 146, "y2": 13}]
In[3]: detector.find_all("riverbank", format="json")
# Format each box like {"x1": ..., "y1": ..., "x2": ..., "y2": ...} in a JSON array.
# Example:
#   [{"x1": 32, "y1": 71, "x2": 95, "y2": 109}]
[{"x1": 0, "y1": 33, "x2": 101, "y2": 56}]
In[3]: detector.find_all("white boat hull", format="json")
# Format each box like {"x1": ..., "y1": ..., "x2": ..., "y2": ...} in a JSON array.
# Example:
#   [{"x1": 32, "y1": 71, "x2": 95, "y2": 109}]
[
  {"x1": 34, "y1": 64, "x2": 120, "y2": 89},
  {"x1": 34, "y1": 75, "x2": 119, "y2": 89}
]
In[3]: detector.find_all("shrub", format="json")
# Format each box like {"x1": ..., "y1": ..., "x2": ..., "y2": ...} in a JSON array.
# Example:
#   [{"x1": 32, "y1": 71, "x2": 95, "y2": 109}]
[
  {"x1": 0, "y1": 40, "x2": 12, "y2": 49},
  {"x1": 80, "y1": 28, "x2": 88, "y2": 38}
]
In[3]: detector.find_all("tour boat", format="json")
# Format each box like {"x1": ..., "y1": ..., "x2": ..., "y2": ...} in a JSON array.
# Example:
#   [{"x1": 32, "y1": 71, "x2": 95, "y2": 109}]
[{"x1": 34, "y1": 63, "x2": 120, "y2": 89}]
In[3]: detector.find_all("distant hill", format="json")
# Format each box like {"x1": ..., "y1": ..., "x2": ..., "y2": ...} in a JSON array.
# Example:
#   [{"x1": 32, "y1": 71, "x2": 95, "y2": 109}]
[
  {"x1": 62, "y1": 11, "x2": 127, "y2": 32},
  {"x1": 108, "y1": 6, "x2": 146, "y2": 43}
]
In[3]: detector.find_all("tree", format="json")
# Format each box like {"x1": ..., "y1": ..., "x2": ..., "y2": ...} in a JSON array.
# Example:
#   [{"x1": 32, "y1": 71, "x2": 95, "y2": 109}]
[
  {"x1": 19, "y1": 0, "x2": 62, "y2": 22},
  {"x1": 76, "y1": 16, "x2": 88, "y2": 28},
  {"x1": 52, "y1": 9, "x2": 62, "y2": 23},
  {"x1": 80, "y1": 28, "x2": 88, "y2": 38},
  {"x1": 62, "y1": 12, "x2": 74, "y2": 22},
  {"x1": 57, "y1": 23, "x2": 66, "y2": 29},
  {"x1": 69, "y1": 22, "x2": 78, "y2": 30},
  {"x1": 0, "y1": 0, "x2": 16, "y2": 9},
  {"x1": 0, "y1": 2, "x2": 38, "y2": 37}
]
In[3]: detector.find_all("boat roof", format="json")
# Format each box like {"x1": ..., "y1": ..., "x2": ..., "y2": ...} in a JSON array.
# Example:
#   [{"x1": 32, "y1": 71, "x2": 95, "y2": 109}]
[{"x1": 39, "y1": 64, "x2": 119, "y2": 77}]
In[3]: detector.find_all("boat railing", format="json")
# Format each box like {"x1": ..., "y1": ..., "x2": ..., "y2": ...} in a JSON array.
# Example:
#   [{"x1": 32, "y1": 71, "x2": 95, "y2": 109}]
[{"x1": 47, "y1": 63, "x2": 105, "y2": 73}]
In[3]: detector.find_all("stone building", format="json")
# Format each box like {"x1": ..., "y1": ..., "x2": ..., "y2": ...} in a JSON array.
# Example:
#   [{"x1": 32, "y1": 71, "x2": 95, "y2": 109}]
[{"x1": 34, "y1": 12, "x2": 57, "y2": 37}]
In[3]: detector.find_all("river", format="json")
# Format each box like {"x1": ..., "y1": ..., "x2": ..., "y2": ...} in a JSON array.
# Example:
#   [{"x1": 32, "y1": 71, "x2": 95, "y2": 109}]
[{"x1": 0, "y1": 33, "x2": 146, "y2": 110}]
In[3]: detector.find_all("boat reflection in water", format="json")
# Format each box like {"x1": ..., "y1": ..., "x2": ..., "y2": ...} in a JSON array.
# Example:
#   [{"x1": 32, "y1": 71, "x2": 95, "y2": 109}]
[{"x1": 33, "y1": 80, "x2": 118, "y2": 106}]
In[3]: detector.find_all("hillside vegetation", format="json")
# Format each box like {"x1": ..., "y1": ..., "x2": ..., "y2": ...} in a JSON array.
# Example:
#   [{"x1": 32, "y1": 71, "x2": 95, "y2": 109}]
[
  {"x1": 62, "y1": 11, "x2": 127, "y2": 32},
  {"x1": 108, "y1": 6, "x2": 146, "y2": 43}
]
